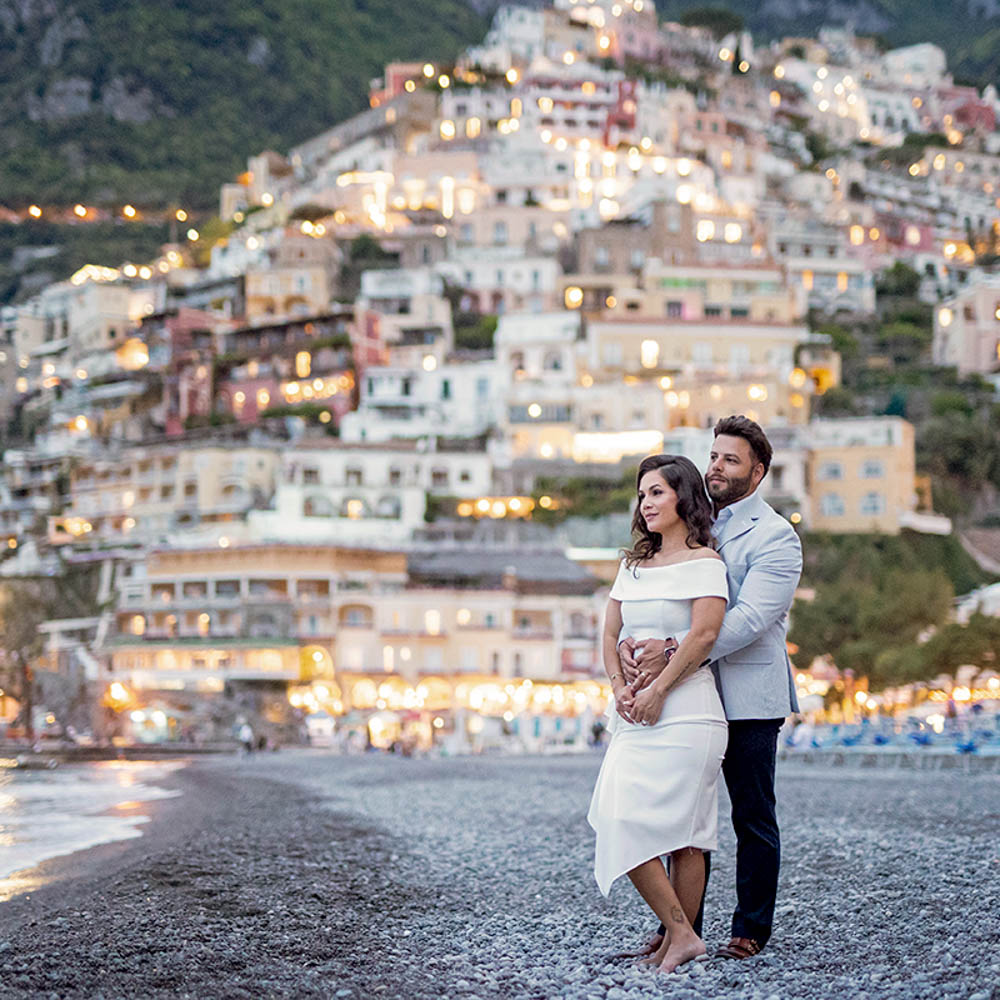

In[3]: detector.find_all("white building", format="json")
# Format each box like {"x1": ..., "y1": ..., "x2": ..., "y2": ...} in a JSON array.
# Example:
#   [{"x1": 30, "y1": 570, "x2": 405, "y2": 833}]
[
  {"x1": 248, "y1": 439, "x2": 496, "y2": 545},
  {"x1": 339, "y1": 357, "x2": 502, "y2": 443}
]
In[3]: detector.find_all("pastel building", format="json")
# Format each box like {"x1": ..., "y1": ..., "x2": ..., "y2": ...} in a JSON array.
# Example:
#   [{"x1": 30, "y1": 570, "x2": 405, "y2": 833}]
[
  {"x1": 806, "y1": 417, "x2": 921, "y2": 534},
  {"x1": 107, "y1": 542, "x2": 605, "y2": 700},
  {"x1": 933, "y1": 275, "x2": 1000, "y2": 377}
]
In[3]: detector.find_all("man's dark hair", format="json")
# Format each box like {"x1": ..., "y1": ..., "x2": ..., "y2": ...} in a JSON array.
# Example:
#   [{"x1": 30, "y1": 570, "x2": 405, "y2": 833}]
[{"x1": 713, "y1": 415, "x2": 772, "y2": 475}]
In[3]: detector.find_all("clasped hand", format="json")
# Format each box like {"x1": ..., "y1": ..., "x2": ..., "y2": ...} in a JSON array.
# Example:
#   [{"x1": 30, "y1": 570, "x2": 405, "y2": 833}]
[
  {"x1": 614, "y1": 675, "x2": 668, "y2": 726},
  {"x1": 613, "y1": 636, "x2": 678, "y2": 726}
]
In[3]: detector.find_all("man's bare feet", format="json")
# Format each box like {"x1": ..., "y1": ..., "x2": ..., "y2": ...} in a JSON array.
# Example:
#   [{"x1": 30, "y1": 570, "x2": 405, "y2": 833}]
[{"x1": 658, "y1": 932, "x2": 707, "y2": 973}]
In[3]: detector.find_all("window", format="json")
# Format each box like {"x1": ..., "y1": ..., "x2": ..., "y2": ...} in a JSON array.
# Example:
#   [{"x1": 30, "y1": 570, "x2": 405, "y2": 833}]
[
  {"x1": 666, "y1": 300, "x2": 682, "y2": 318},
  {"x1": 630, "y1": 249, "x2": 645, "y2": 270},
  {"x1": 303, "y1": 467, "x2": 320, "y2": 484},
  {"x1": 441, "y1": 379, "x2": 451, "y2": 400},
  {"x1": 304, "y1": 495, "x2": 334, "y2": 517},
  {"x1": 594, "y1": 247, "x2": 610, "y2": 271},
  {"x1": 345, "y1": 467, "x2": 363, "y2": 486},
  {"x1": 431, "y1": 468, "x2": 449, "y2": 488},
  {"x1": 705, "y1": 305, "x2": 723, "y2": 317},
  {"x1": 820, "y1": 493, "x2": 845, "y2": 517},
  {"x1": 493, "y1": 221, "x2": 508, "y2": 246},
  {"x1": 861, "y1": 459, "x2": 884, "y2": 479},
  {"x1": 818, "y1": 462, "x2": 843, "y2": 481},
  {"x1": 860, "y1": 492, "x2": 885, "y2": 515},
  {"x1": 389, "y1": 467, "x2": 402, "y2": 486}
]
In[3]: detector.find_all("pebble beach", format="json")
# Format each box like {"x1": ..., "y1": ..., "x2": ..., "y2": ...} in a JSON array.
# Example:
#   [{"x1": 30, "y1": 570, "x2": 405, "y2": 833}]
[{"x1": 1, "y1": 751, "x2": 997, "y2": 1000}]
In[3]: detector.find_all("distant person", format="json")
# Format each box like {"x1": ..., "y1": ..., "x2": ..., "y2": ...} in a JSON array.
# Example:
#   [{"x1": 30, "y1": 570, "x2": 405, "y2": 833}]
[
  {"x1": 588, "y1": 453, "x2": 728, "y2": 973},
  {"x1": 238, "y1": 721, "x2": 254, "y2": 754},
  {"x1": 617, "y1": 416, "x2": 802, "y2": 963}
]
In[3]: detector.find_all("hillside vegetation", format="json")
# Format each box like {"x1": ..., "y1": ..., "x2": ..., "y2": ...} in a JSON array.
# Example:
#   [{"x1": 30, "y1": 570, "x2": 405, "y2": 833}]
[{"x1": 0, "y1": 0, "x2": 486, "y2": 209}]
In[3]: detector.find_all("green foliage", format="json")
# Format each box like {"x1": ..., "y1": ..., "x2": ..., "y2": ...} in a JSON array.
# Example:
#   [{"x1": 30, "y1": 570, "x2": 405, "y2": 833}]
[
  {"x1": 454, "y1": 313, "x2": 498, "y2": 351},
  {"x1": 678, "y1": 6, "x2": 744, "y2": 37},
  {"x1": 874, "y1": 613, "x2": 1000, "y2": 685},
  {"x1": 811, "y1": 385, "x2": 860, "y2": 417},
  {"x1": 532, "y1": 470, "x2": 635, "y2": 523},
  {"x1": 0, "y1": 0, "x2": 486, "y2": 209},
  {"x1": 790, "y1": 531, "x2": 996, "y2": 686},
  {"x1": 876, "y1": 261, "x2": 922, "y2": 297},
  {"x1": 804, "y1": 130, "x2": 834, "y2": 164},
  {"x1": 0, "y1": 220, "x2": 169, "y2": 304}
]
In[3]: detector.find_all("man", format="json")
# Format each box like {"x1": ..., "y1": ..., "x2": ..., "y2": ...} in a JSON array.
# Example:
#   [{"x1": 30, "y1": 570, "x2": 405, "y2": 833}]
[{"x1": 618, "y1": 415, "x2": 802, "y2": 960}]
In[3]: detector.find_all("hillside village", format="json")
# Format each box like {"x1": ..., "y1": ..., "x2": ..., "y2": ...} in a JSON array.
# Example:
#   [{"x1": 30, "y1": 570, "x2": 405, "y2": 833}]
[{"x1": 2, "y1": 0, "x2": 999, "y2": 748}]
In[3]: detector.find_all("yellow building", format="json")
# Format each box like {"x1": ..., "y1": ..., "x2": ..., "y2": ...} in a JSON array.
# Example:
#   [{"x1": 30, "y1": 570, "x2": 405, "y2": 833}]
[{"x1": 806, "y1": 417, "x2": 917, "y2": 534}]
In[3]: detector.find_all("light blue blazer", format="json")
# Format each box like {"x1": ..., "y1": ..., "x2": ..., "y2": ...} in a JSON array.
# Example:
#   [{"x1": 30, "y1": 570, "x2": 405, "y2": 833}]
[{"x1": 695, "y1": 490, "x2": 802, "y2": 721}]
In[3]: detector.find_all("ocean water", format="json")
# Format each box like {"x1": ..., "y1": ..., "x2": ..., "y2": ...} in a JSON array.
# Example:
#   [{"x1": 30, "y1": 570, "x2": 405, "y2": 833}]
[{"x1": 0, "y1": 759, "x2": 184, "y2": 881}]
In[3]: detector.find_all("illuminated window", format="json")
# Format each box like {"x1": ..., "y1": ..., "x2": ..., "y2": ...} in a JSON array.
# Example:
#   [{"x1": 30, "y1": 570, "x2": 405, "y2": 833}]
[
  {"x1": 295, "y1": 351, "x2": 311, "y2": 378},
  {"x1": 197, "y1": 613, "x2": 210, "y2": 636},
  {"x1": 640, "y1": 339, "x2": 659, "y2": 368},
  {"x1": 131, "y1": 615, "x2": 145, "y2": 636},
  {"x1": 425, "y1": 610, "x2": 441, "y2": 635}
]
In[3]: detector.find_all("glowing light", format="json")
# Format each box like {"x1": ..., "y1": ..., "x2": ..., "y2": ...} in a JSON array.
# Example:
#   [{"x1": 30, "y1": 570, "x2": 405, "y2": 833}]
[
  {"x1": 440, "y1": 120, "x2": 456, "y2": 140},
  {"x1": 187, "y1": 228, "x2": 199, "y2": 241},
  {"x1": 724, "y1": 223, "x2": 742, "y2": 243},
  {"x1": 696, "y1": 219, "x2": 715, "y2": 242},
  {"x1": 438, "y1": 74, "x2": 450, "y2": 89},
  {"x1": 564, "y1": 286, "x2": 584, "y2": 309},
  {"x1": 422, "y1": 354, "x2": 437, "y2": 371},
  {"x1": 175, "y1": 209, "x2": 188, "y2": 222},
  {"x1": 938, "y1": 307, "x2": 953, "y2": 328},
  {"x1": 261, "y1": 192, "x2": 274, "y2": 206},
  {"x1": 423, "y1": 63, "x2": 435, "y2": 78},
  {"x1": 506, "y1": 68, "x2": 519, "y2": 84},
  {"x1": 123, "y1": 204, "x2": 136, "y2": 218},
  {"x1": 527, "y1": 403, "x2": 542, "y2": 418},
  {"x1": 28, "y1": 205, "x2": 42, "y2": 218},
  {"x1": 790, "y1": 512, "x2": 802, "y2": 524}
]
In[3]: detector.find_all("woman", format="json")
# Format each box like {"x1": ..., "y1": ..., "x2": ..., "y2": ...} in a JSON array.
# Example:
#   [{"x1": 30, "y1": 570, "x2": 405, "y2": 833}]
[{"x1": 587, "y1": 454, "x2": 728, "y2": 973}]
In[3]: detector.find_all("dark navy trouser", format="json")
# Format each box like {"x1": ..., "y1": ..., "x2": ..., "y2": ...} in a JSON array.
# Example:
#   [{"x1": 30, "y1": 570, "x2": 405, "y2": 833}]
[{"x1": 722, "y1": 718, "x2": 784, "y2": 946}]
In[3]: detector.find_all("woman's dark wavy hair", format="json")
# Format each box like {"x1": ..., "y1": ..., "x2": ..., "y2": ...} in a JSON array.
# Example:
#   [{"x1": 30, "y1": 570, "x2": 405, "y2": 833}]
[{"x1": 622, "y1": 454, "x2": 713, "y2": 569}]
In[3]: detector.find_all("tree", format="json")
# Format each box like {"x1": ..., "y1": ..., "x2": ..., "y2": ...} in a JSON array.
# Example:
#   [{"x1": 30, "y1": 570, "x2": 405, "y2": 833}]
[
  {"x1": 0, "y1": 581, "x2": 51, "y2": 740},
  {"x1": 876, "y1": 261, "x2": 921, "y2": 297}
]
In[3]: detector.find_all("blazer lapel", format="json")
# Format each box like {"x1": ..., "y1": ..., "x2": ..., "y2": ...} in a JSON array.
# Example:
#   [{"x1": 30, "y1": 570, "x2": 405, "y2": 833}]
[{"x1": 716, "y1": 492, "x2": 765, "y2": 551}]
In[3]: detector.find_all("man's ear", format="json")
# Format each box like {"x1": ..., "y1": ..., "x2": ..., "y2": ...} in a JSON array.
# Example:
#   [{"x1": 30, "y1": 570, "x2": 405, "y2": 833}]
[{"x1": 752, "y1": 463, "x2": 766, "y2": 489}]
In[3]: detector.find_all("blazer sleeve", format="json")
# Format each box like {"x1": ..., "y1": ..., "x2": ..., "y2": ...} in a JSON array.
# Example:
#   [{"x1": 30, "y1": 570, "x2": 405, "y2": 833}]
[{"x1": 674, "y1": 523, "x2": 802, "y2": 663}]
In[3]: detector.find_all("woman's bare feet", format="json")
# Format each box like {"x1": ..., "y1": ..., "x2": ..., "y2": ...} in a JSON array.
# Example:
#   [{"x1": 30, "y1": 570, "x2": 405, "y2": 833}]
[
  {"x1": 658, "y1": 931, "x2": 706, "y2": 973},
  {"x1": 638, "y1": 933, "x2": 669, "y2": 967}
]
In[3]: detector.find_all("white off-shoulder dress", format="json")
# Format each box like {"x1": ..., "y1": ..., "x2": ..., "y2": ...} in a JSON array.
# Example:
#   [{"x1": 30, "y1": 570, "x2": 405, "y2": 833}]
[{"x1": 587, "y1": 557, "x2": 729, "y2": 896}]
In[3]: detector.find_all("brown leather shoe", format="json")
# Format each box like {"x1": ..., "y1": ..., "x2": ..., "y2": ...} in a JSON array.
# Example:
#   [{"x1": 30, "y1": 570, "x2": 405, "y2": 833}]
[{"x1": 714, "y1": 936, "x2": 763, "y2": 959}]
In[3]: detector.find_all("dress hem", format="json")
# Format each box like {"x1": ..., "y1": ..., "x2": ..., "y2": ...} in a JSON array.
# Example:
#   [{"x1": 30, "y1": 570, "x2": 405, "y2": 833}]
[{"x1": 594, "y1": 839, "x2": 719, "y2": 898}]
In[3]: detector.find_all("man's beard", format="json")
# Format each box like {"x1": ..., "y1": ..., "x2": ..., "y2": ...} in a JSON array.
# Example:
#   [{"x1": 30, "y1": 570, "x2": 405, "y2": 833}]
[{"x1": 705, "y1": 470, "x2": 754, "y2": 507}]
